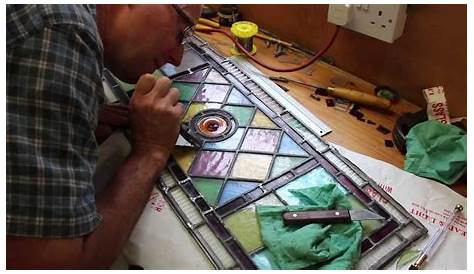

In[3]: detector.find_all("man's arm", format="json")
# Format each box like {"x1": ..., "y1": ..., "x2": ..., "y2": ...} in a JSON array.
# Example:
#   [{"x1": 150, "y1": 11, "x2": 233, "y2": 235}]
[{"x1": 7, "y1": 75, "x2": 182, "y2": 269}]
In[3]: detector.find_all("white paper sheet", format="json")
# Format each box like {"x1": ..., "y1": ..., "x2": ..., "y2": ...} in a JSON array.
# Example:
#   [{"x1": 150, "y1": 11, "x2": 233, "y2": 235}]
[{"x1": 332, "y1": 144, "x2": 467, "y2": 270}]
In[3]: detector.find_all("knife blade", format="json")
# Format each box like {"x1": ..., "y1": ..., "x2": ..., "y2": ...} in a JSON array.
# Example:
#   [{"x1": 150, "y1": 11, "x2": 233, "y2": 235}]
[{"x1": 282, "y1": 209, "x2": 384, "y2": 225}]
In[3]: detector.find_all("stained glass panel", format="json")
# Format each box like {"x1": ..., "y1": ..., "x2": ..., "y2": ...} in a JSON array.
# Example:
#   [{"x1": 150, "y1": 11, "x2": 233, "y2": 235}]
[
  {"x1": 218, "y1": 181, "x2": 259, "y2": 206},
  {"x1": 278, "y1": 133, "x2": 308, "y2": 156},
  {"x1": 189, "y1": 151, "x2": 235, "y2": 177},
  {"x1": 203, "y1": 128, "x2": 245, "y2": 150},
  {"x1": 193, "y1": 177, "x2": 224, "y2": 206},
  {"x1": 226, "y1": 88, "x2": 252, "y2": 106},
  {"x1": 194, "y1": 84, "x2": 230, "y2": 103},
  {"x1": 241, "y1": 129, "x2": 280, "y2": 153},
  {"x1": 222, "y1": 106, "x2": 255, "y2": 126},
  {"x1": 250, "y1": 110, "x2": 279, "y2": 129},
  {"x1": 205, "y1": 69, "x2": 229, "y2": 84},
  {"x1": 172, "y1": 82, "x2": 199, "y2": 102},
  {"x1": 269, "y1": 156, "x2": 307, "y2": 179},
  {"x1": 231, "y1": 153, "x2": 272, "y2": 181}
]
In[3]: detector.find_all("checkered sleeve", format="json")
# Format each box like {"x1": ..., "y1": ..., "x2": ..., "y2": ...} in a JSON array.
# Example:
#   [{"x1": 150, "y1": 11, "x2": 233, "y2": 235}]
[{"x1": 7, "y1": 5, "x2": 105, "y2": 238}]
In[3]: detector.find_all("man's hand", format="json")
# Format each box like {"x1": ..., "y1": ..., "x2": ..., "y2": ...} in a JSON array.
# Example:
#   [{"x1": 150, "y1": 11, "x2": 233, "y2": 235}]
[{"x1": 129, "y1": 74, "x2": 183, "y2": 163}]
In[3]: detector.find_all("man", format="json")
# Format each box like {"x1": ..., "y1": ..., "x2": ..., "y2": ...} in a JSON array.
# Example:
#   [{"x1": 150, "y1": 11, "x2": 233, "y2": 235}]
[{"x1": 6, "y1": 4, "x2": 202, "y2": 269}]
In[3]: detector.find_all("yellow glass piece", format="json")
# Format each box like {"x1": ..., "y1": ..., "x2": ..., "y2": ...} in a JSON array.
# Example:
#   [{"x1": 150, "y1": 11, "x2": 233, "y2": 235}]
[
  {"x1": 224, "y1": 208, "x2": 263, "y2": 253},
  {"x1": 182, "y1": 103, "x2": 221, "y2": 122},
  {"x1": 172, "y1": 147, "x2": 198, "y2": 173},
  {"x1": 231, "y1": 21, "x2": 258, "y2": 38},
  {"x1": 183, "y1": 103, "x2": 206, "y2": 122},
  {"x1": 250, "y1": 110, "x2": 278, "y2": 129},
  {"x1": 231, "y1": 153, "x2": 272, "y2": 181}
]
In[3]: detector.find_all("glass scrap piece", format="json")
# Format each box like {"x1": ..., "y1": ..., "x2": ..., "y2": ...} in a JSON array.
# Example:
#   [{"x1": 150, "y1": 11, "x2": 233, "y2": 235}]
[
  {"x1": 204, "y1": 128, "x2": 245, "y2": 150},
  {"x1": 269, "y1": 156, "x2": 307, "y2": 179},
  {"x1": 227, "y1": 88, "x2": 252, "y2": 105},
  {"x1": 231, "y1": 153, "x2": 273, "y2": 181},
  {"x1": 250, "y1": 110, "x2": 279, "y2": 129},
  {"x1": 223, "y1": 106, "x2": 255, "y2": 126},
  {"x1": 189, "y1": 151, "x2": 235, "y2": 177},
  {"x1": 346, "y1": 194, "x2": 383, "y2": 235},
  {"x1": 205, "y1": 69, "x2": 229, "y2": 84},
  {"x1": 218, "y1": 181, "x2": 259, "y2": 206},
  {"x1": 276, "y1": 167, "x2": 346, "y2": 205},
  {"x1": 194, "y1": 84, "x2": 230, "y2": 103},
  {"x1": 175, "y1": 68, "x2": 208, "y2": 82},
  {"x1": 192, "y1": 177, "x2": 224, "y2": 206},
  {"x1": 183, "y1": 102, "x2": 221, "y2": 122},
  {"x1": 172, "y1": 147, "x2": 199, "y2": 174},
  {"x1": 278, "y1": 133, "x2": 308, "y2": 156},
  {"x1": 241, "y1": 129, "x2": 280, "y2": 153},
  {"x1": 172, "y1": 82, "x2": 200, "y2": 101},
  {"x1": 223, "y1": 206, "x2": 263, "y2": 253}
]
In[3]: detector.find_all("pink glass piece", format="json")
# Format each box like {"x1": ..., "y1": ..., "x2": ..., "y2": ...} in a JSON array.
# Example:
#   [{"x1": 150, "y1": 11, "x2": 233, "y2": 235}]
[
  {"x1": 241, "y1": 129, "x2": 280, "y2": 153},
  {"x1": 189, "y1": 151, "x2": 235, "y2": 177}
]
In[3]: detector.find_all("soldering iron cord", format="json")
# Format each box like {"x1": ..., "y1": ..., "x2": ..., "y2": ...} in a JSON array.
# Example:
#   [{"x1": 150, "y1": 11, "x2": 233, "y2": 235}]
[{"x1": 196, "y1": 26, "x2": 340, "y2": 72}]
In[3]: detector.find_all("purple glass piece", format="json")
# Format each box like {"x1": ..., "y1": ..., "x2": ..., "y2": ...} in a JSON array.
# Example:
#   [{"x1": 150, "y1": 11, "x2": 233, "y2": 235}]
[
  {"x1": 241, "y1": 129, "x2": 280, "y2": 153},
  {"x1": 189, "y1": 151, "x2": 235, "y2": 177},
  {"x1": 338, "y1": 175, "x2": 372, "y2": 203},
  {"x1": 175, "y1": 68, "x2": 208, "y2": 82},
  {"x1": 369, "y1": 220, "x2": 399, "y2": 243},
  {"x1": 194, "y1": 84, "x2": 229, "y2": 102},
  {"x1": 361, "y1": 238, "x2": 373, "y2": 253}
]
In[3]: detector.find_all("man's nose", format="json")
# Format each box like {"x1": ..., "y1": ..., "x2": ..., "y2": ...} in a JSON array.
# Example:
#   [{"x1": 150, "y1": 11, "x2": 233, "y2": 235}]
[{"x1": 168, "y1": 46, "x2": 184, "y2": 66}]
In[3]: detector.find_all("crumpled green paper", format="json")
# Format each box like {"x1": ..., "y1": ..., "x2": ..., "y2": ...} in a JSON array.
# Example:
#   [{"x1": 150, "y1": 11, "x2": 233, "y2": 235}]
[
  {"x1": 404, "y1": 120, "x2": 467, "y2": 185},
  {"x1": 256, "y1": 184, "x2": 363, "y2": 270}
]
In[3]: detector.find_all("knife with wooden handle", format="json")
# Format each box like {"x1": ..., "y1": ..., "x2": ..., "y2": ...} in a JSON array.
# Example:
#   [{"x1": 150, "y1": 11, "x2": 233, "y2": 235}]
[{"x1": 282, "y1": 209, "x2": 384, "y2": 225}]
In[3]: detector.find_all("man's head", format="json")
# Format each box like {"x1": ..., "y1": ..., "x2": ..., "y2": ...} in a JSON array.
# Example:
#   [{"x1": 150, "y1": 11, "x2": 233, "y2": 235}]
[{"x1": 97, "y1": 4, "x2": 202, "y2": 83}]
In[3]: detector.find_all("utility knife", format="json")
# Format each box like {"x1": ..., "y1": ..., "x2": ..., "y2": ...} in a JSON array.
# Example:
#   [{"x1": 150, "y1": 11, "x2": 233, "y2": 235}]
[{"x1": 282, "y1": 209, "x2": 384, "y2": 225}]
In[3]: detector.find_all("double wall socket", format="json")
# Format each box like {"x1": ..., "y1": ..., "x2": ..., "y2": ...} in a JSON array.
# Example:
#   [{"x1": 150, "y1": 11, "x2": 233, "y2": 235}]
[{"x1": 328, "y1": 4, "x2": 408, "y2": 43}]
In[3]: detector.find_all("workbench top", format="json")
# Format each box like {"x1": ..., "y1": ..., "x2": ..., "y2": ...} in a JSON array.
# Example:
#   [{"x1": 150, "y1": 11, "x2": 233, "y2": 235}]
[{"x1": 195, "y1": 31, "x2": 467, "y2": 197}]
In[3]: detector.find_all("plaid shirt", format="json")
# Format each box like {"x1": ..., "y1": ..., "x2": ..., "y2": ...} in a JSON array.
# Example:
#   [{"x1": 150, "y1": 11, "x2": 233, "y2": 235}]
[{"x1": 7, "y1": 4, "x2": 105, "y2": 238}]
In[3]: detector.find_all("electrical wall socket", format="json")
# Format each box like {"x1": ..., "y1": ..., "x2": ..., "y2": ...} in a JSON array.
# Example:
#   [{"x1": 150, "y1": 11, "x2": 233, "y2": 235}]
[{"x1": 328, "y1": 4, "x2": 408, "y2": 43}]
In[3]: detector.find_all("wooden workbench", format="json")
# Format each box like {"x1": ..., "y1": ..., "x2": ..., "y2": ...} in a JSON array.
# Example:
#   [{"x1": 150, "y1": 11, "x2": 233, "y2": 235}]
[{"x1": 195, "y1": 31, "x2": 467, "y2": 197}]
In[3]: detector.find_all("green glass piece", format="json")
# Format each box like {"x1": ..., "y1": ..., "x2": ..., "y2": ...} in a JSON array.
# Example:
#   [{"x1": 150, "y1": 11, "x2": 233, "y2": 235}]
[
  {"x1": 270, "y1": 156, "x2": 307, "y2": 178},
  {"x1": 224, "y1": 208, "x2": 263, "y2": 253},
  {"x1": 192, "y1": 178, "x2": 224, "y2": 206},
  {"x1": 346, "y1": 194, "x2": 383, "y2": 235},
  {"x1": 172, "y1": 82, "x2": 199, "y2": 101},
  {"x1": 223, "y1": 105, "x2": 255, "y2": 126}
]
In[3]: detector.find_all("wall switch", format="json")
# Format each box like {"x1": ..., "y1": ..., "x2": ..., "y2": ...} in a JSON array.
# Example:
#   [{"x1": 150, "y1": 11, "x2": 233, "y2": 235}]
[{"x1": 328, "y1": 4, "x2": 408, "y2": 43}]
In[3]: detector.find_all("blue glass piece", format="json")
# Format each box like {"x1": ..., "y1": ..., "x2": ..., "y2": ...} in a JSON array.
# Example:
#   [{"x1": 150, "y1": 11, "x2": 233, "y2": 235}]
[
  {"x1": 278, "y1": 133, "x2": 308, "y2": 156},
  {"x1": 226, "y1": 88, "x2": 252, "y2": 105},
  {"x1": 218, "y1": 181, "x2": 259, "y2": 206},
  {"x1": 276, "y1": 167, "x2": 347, "y2": 205},
  {"x1": 204, "y1": 128, "x2": 245, "y2": 150}
]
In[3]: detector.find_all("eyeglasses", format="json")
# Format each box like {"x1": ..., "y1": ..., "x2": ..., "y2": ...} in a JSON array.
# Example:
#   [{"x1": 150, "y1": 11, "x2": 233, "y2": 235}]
[{"x1": 171, "y1": 4, "x2": 195, "y2": 44}]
